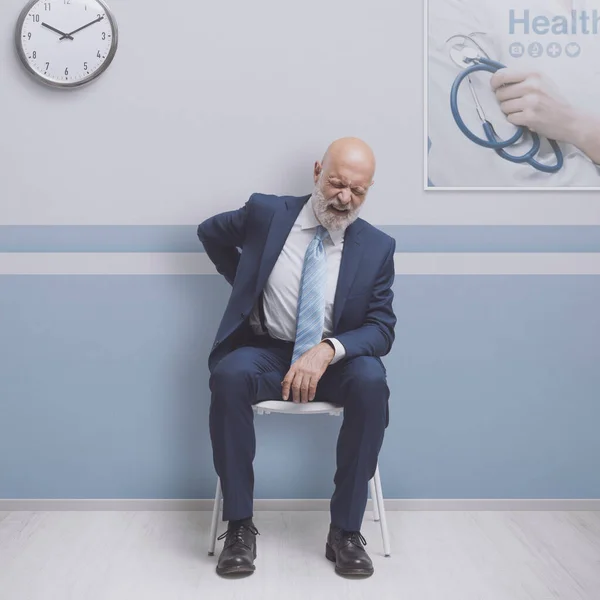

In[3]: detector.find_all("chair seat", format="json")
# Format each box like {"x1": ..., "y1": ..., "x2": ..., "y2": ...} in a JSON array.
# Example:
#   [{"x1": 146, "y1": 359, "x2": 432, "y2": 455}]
[{"x1": 253, "y1": 400, "x2": 343, "y2": 416}]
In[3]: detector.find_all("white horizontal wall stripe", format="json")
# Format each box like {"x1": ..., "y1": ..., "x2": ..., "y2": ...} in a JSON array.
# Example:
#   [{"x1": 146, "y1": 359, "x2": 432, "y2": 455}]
[
  {"x1": 1, "y1": 253, "x2": 600, "y2": 275},
  {"x1": 0, "y1": 252, "x2": 209, "y2": 275},
  {"x1": 394, "y1": 253, "x2": 600, "y2": 275}
]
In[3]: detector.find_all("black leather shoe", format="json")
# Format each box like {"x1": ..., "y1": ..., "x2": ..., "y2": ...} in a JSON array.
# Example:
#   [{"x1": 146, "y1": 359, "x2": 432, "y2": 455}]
[
  {"x1": 326, "y1": 524, "x2": 374, "y2": 576},
  {"x1": 216, "y1": 519, "x2": 259, "y2": 576}
]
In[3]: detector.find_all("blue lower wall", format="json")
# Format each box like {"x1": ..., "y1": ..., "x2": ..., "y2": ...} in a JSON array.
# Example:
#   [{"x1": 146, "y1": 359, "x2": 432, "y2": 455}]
[{"x1": 1, "y1": 275, "x2": 599, "y2": 499}]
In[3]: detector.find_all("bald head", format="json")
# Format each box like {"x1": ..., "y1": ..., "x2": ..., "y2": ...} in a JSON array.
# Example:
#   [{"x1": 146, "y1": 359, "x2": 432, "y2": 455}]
[
  {"x1": 321, "y1": 137, "x2": 376, "y2": 181},
  {"x1": 311, "y1": 137, "x2": 376, "y2": 232}
]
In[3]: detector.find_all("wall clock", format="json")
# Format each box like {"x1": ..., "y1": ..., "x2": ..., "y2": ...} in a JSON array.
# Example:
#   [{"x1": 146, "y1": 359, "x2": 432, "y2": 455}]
[{"x1": 15, "y1": 0, "x2": 118, "y2": 88}]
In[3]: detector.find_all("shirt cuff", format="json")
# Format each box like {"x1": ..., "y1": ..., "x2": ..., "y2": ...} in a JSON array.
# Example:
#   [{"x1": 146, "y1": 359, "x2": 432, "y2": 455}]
[{"x1": 324, "y1": 337, "x2": 346, "y2": 364}]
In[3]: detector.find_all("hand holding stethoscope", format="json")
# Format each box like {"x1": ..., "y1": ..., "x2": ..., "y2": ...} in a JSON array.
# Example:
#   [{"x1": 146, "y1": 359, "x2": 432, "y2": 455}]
[{"x1": 447, "y1": 33, "x2": 564, "y2": 173}]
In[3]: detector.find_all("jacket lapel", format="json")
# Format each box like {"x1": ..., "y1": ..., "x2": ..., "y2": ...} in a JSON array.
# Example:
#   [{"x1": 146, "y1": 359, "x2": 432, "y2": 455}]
[
  {"x1": 332, "y1": 218, "x2": 365, "y2": 331},
  {"x1": 254, "y1": 194, "x2": 310, "y2": 298}
]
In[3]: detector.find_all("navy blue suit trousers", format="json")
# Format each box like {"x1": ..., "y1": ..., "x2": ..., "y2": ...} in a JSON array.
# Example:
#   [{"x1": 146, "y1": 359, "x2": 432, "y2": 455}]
[{"x1": 209, "y1": 333, "x2": 389, "y2": 531}]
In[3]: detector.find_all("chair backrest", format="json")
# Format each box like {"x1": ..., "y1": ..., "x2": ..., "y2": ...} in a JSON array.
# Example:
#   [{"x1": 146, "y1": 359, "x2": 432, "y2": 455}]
[{"x1": 253, "y1": 400, "x2": 343, "y2": 416}]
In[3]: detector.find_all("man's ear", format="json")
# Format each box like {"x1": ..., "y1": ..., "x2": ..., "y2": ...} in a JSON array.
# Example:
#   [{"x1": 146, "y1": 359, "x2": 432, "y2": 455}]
[{"x1": 314, "y1": 161, "x2": 322, "y2": 183}]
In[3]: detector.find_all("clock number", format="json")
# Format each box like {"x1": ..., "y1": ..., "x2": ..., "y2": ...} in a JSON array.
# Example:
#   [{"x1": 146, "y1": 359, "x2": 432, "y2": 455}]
[
  {"x1": 64, "y1": 67, "x2": 68, "y2": 76},
  {"x1": 31, "y1": 14, "x2": 40, "y2": 22},
  {"x1": 102, "y1": 32, "x2": 106, "y2": 40},
  {"x1": 27, "y1": 32, "x2": 32, "y2": 40},
  {"x1": 44, "y1": 3, "x2": 51, "y2": 10},
  {"x1": 83, "y1": 62, "x2": 88, "y2": 70},
  {"x1": 97, "y1": 50, "x2": 101, "y2": 58},
  {"x1": 64, "y1": 0, "x2": 71, "y2": 4},
  {"x1": 32, "y1": 51, "x2": 36, "y2": 58},
  {"x1": 45, "y1": 62, "x2": 50, "y2": 70}
]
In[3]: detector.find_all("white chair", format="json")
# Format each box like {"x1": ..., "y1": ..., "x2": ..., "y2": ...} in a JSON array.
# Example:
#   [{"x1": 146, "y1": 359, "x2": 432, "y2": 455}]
[{"x1": 208, "y1": 400, "x2": 391, "y2": 557}]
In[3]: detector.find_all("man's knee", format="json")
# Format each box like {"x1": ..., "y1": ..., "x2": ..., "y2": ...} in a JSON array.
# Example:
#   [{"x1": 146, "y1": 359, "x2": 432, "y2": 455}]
[
  {"x1": 209, "y1": 348, "x2": 258, "y2": 397},
  {"x1": 344, "y1": 356, "x2": 388, "y2": 413}
]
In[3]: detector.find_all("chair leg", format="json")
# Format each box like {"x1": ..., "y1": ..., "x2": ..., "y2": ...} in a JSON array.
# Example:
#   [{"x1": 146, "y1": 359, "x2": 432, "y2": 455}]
[
  {"x1": 373, "y1": 464, "x2": 391, "y2": 557},
  {"x1": 208, "y1": 477, "x2": 222, "y2": 556},
  {"x1": 369, "y1": 478, "x2": 380, "y2": 522}
]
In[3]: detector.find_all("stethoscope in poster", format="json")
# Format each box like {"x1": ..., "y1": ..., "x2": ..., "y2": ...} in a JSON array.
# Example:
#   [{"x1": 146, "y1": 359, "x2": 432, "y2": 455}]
[{"x1": 426, "y1": 0, "x2": 600, "y2": 189}]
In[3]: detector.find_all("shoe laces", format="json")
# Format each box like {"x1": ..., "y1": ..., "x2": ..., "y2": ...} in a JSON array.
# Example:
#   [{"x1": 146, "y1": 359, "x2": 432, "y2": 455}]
[
  {"x1": 343, "y1": 530, "x2": 367, "y2": 549},
  {"x1": 217, "y1": 522, "x2": 260, "y2": 550}
]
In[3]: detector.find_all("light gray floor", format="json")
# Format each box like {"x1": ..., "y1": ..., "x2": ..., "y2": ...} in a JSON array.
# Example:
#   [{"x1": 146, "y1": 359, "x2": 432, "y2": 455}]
[{"x1": 0, "y1": 510, "x2": 599, "y2": 600}]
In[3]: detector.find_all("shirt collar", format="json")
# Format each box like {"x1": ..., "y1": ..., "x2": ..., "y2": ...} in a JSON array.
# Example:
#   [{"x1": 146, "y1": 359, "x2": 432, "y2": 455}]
[{"x1": 300, "y1": 196, "x2": 345, "y2": 246}]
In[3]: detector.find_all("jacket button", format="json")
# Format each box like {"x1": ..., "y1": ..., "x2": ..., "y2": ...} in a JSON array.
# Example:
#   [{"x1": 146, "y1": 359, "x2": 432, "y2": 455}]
[{"x1": 241, "y1": 312, "x2": 246, "y2": 319}]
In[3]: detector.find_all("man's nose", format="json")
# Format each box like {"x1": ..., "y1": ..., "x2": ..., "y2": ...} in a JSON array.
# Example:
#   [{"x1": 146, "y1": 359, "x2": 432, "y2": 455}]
[{"x1": 338, "y1": 189, "x2": 352, "y2": 204}]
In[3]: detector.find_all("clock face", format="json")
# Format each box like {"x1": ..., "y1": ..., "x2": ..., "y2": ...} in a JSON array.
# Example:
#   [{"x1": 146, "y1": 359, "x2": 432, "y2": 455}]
[{"x1": 16, "y1": 0, "x2": 118, "y2": 87}]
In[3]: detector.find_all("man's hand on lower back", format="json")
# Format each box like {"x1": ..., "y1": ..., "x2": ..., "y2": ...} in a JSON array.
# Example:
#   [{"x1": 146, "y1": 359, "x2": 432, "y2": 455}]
[{"x1": 281, "y1": 342, "x2": 335, "y2": 403}]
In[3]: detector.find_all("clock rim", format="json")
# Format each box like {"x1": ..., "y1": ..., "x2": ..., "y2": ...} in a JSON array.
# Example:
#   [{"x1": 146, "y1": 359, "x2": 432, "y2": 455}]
[{"x1": 14, "y1": 0, "x2": 119, "y2": 89}]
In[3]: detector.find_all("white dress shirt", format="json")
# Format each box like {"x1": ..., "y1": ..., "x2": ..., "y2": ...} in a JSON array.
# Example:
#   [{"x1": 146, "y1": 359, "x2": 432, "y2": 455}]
[{"x1": 249, "y1": 197, "x2": 347, "y2": 364}]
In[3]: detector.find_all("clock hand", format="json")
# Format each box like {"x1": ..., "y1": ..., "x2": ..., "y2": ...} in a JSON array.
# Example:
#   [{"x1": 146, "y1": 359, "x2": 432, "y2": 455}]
[
  {"x1": 41, "y1": 22, "x2": 74, "y2": 40},
  {"x1": 59, "y1": 15, "x2": 104, "y2": 40}
]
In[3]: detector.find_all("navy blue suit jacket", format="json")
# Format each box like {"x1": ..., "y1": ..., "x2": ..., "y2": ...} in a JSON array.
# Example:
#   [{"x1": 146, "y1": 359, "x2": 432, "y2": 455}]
[{"x1": 197, "y1": 193, "x2": 397, "y2": 374}]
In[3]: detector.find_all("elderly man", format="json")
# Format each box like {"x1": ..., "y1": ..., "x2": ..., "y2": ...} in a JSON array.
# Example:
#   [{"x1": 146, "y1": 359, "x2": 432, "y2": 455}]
[{"x1": 197, "y1": 137, "x2": 396, "y2": 577}]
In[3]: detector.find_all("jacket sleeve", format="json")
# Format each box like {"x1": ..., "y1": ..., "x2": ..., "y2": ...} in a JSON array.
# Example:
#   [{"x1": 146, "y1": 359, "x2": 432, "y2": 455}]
[
  {"x1": 333, "y1": 237, "x2": 397, "y2": 359},
  {"x1": 196, "y1": 195, "x2": 252, "y2": 286}
]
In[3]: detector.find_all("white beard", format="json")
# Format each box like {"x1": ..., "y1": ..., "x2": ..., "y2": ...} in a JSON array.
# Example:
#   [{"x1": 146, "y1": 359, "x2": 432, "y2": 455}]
[{"x1": 310, "y1": 182, "x2": 361, "y2": 232}]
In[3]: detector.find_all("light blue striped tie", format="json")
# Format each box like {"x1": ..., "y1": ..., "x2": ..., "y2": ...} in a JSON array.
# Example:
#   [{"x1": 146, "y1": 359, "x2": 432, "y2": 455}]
[{"x1": 291, "y1": 225, "x2": 329, "y2": 364}]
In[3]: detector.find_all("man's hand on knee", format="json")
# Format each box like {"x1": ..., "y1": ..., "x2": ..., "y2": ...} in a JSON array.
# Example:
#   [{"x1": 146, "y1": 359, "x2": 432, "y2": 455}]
[{"x1": 281, "y1": 342, "x2": 335, "y2": 403}]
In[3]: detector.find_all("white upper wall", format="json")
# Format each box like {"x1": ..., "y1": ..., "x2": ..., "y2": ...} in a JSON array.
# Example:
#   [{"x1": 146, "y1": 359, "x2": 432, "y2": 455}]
[{"x1": 1, "y1": 0, "x2": 598, "y2": 225}]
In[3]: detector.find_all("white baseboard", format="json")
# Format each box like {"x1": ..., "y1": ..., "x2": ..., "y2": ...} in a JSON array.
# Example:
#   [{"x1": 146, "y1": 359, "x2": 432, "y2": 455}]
[{"x1": 0, "y1": 498, "x2": 599, "y2": 511}]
